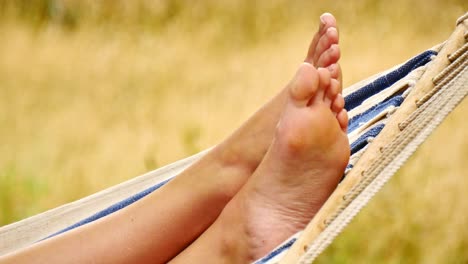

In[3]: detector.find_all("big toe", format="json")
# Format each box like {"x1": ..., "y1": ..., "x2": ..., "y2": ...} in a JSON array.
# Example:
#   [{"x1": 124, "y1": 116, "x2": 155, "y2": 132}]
[{"x1": 289, "y1": 63, "x2": 319, "y2": 104}]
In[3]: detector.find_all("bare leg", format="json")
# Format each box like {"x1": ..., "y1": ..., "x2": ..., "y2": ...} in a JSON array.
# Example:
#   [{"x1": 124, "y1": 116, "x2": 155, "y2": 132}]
[
  {"x1": 171, "y1": 63, "x2": 349, "y2": 263},
  {"x1": 0, "y1": 14, "x2": 342, "y2": 264}
]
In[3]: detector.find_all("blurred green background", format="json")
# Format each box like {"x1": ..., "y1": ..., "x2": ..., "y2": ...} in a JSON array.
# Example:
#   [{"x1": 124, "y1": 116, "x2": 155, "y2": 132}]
[{"x1": 0, "y1": 0, "x2": 467, "y2": 263}]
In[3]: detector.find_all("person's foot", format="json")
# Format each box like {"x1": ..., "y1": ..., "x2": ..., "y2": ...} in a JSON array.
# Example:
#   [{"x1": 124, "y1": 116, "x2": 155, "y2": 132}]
[
  {"x1": 170, "y1": 63, "x2": 349, "y2": 263},
  {"x1": 208, "y1": 13, "x2": 342, "y2": 198},
  {"x1": 170, "y1": 14, "x2": 343, "y2": 261},
  {"x1": 164, "y1": 13, "x2": 343, "y2": 263},
  {"x1": 237, "y1": 63, "x2": 349, "y2": 260},
  {"x1": 134, "y1": 14, "x2": 342, "y2": 263}
]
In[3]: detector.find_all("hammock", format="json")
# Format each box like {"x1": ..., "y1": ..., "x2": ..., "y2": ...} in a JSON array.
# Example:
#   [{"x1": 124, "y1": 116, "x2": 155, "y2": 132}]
[{"x1": 1, "y1": 13, "x2": 467, "y2": 263}]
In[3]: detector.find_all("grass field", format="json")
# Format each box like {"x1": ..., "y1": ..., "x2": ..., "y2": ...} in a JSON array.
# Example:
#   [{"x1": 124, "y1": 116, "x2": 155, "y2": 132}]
[{"x1": 1, "y1": 1, "x2": 467, "y2": 262}]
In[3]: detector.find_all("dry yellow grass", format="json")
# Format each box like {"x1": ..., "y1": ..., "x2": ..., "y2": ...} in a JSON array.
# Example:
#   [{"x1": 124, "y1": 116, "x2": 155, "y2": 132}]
[{"x1": 0, "y1": 1, "x2": 466, "y2": 262}]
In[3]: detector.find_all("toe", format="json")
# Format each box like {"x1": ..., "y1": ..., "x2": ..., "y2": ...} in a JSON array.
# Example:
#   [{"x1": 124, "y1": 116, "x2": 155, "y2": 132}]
[
  {"x1": 337, "y1": 109, "x2": 349, "y2": 133},
  {"x1": 313, "y1": 27, "x2": 339, "y2": 66},
  {"x1": 316, "y1": 44, "x2": 341, "y2": 69},
  {"x1": 332, "y1": 93, "x2": 345, "y2": 113},
  {"x1": 328, "y1": 63, "x2": 343, "y2": 85},
  {"x1": 318, "y1": 67, "x2": 331, "y2": 87},
  {"x1": 324, "y1": 79, "x2": 340, "y2": 107},
  {"x1": 320, "y1": 13, "x2": 337, "y2": 32},
  {"x1": 290, "y1": 63, "x2": 319, "y2": 104},
  {"x1": 305, "y1": 13, "x2": 337, "y2": 64},
  {"x1": 310, "y1": 68, "x2": 331, "y2": 105}
]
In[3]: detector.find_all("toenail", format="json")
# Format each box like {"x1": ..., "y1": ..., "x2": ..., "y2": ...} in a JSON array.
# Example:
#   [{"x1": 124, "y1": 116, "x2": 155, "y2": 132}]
[
  {"x1": 320, "y1": 15, "x2": 327, "y2": 25},
  {"x1": 301, "y1": 62, "x2": 313, "y2": 70},
  {"x1": 320, "y1": 13, "x2": 332, "y2": 22},
  {"x1": 319, "y1": 15, "x2": 330, "y2": 31},
  {"x1": 319, "y1": 19, "x2": 325, "y2": 31},
  {"x1": 320, "y1": 13, "x2": 334, "y2": 27}
]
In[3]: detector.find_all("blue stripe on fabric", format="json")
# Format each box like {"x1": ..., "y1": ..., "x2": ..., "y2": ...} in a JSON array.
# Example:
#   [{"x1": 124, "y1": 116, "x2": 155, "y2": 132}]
[
  {"x1": 350, "y1": 124, "x2": 385, "y2": 155},
  {"x1": 348, "y1": 94, "x2": 404, "y2": 133},
  {"x1": 254, "y1": 238, "x2": 297, "y2": 264},
  {"x1": 344, "y1": 50, "x2": 436, "y2": 111},
  {"x1": 42, "y1": 177, "x2": 172, "y2": 240}
]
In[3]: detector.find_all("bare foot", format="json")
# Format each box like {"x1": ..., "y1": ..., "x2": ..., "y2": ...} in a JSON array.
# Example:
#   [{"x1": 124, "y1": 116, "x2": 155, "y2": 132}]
[
  {"x1": 211, "y1": 13, "x2": 342, "y2": 198},
  {"x1": 139, "y1": 14, "x2": 344, "y2": 262},
  {"x1": 170, "y1": 63, "x2": 349, "y2": 263},
  {"x1": 239, "y1": 64, "x2": 349, "y2": 259}
]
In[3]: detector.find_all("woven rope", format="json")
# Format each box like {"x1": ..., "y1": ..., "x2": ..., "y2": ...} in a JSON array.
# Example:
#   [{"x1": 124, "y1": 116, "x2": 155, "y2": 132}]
[
  {"x1": 403, "y1": 55, "x2": 467, "y2": 128},
  {"x1": 456, "y1": 12, "x2": 468, "y2": 26},
  {"x1": 448, "y1": 42, "x2": 468, "y2": 62},
  {"x1": 432, "y1": 44, "x2": 468, "y2": 85},
  {"x1": 297, "y1": 50, "x2": 467, "y2": 264}
]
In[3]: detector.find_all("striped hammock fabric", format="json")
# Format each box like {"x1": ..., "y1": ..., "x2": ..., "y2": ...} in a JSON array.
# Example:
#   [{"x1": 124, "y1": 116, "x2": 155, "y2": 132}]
[{"x1": 1, "y1": 12, "x2": 467, "y2": 264}]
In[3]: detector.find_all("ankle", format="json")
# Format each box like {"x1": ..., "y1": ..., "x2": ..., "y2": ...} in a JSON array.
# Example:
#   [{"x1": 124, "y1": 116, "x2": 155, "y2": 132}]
[
  {"x1": 193, "y1": 146, "x2": 253, "y2": 202},
  {"x1": 213, "y1": 142, "x2": 259, "y2": 173},
  {"x1": 216, "y1": 197, "x2": 257, "y2": 263}
]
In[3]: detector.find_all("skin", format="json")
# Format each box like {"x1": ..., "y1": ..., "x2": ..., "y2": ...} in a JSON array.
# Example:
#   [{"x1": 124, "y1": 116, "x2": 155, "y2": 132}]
[
  {"x1": 0, "y1": 13, "x2": 345, "y2": 264},
  {"x1": 171, "y1": 64, "x2": 349, "y2": 264}
]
